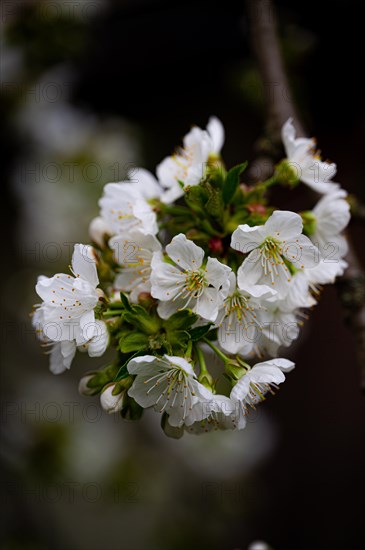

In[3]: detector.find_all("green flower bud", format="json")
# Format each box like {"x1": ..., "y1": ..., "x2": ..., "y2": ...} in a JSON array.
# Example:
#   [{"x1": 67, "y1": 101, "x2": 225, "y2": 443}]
[{"x1": 275, "y1": 159, "x2": 300, "y2": 187}]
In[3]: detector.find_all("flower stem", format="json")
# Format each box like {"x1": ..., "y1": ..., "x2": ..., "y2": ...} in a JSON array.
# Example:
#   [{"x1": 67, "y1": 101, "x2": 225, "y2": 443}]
[
  {"x1": 185, "y1": 340, "x2": 193, "y2": 359},
  {"x1": 202, "y1": 337, "x2": 230, "y2": 364},
  {"x1": 257, "y1": 174, "x2": 278, "y2": 190},
  {"x1": 194, "y1": 344, "x2": 208, "y2": 375},
  {"x1": 194, "y1": 344, "x2": 214, "y2": 389}
]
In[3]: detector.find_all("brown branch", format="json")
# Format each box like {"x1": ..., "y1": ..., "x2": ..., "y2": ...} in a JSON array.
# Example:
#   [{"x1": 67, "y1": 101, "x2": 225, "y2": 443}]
[
  {"x1": 246, "y1": 0, "x2": 365, "y2": 390},
  {"x1": 246, "y1": 0, "x2": 304, "y2": 140}
]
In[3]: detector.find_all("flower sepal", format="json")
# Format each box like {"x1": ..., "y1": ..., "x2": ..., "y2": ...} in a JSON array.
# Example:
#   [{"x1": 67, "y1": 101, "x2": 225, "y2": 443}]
[
  {"x1": 161, "y1": 412, "x2": 184, "y2": 439},
  {"x1": 198, "y1": 371, "x2": 215, "y2": 392},
  {"x1": 79, "y1": 364, "x2": 119, "y2": 394},
  {"x1": 119, "y1": 331, "x2": 149, "y2": 354},
  {"x1": 120, "y1": 394, "x2": 144, "y2": 421},
  {"x1": 225, "y1": 357, "x2": 250, "y2": 382}
]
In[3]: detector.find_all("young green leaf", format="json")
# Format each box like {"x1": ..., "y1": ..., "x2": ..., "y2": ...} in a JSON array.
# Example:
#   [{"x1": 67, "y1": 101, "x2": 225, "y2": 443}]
[
  {"x1": 189, "y1": 324, "x2": 213, "y2": 341},
  {"x1": 222, "y1": 162, "x2": 248, "y2": 205},
  {"x1": 165, "y1": 310, "x2": 198, "y2": 330},
  {"x1": 119, "y1": 332, "x2": 149, "y2": 353},
  {"x1": 119, "y1": 292, "x2": 132, "y2": 311},
  {"x1": 114, "y1": 350, "x2": 145, "y2": 382}
]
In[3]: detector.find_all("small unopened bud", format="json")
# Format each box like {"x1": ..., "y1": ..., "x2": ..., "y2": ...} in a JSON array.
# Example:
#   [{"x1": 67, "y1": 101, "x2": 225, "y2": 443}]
[
  {"x1": 275, "y1": 159, "x2": 300, "y2": 187},
  {"x1": 247, "y1": 203, "x2": 266, "y2": 215},
  {"x1": 89, "y1": 217, "x2": 110, "y2": 248},
  {"x1": 78, "y1": 373, "x2": 99, "y2": 396},
  {"x1": 208, "y1": 237, "x2": 224, "y2": 255},
  {"x1": 100, "y1": 383, "x2": 124, "y2": 413}
]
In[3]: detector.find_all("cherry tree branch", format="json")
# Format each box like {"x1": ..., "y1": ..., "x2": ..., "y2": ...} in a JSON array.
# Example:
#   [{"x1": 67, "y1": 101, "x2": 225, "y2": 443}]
[{"x1": 246, "y1": 0, "x2": 365, "y2": 390}]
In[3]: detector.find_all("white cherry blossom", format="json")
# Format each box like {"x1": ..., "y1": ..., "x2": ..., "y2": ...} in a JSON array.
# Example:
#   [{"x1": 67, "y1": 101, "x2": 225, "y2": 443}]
[
  {"x1": 110, "y1": 229, "x2": 162, "y2": 302},
  {"x1": 185, "y1": 393, "x2": 246, "y2": 433},
  {"x1": 35, "y1": 244, "x2": 101, "y2": 344},
  {"x1": 33, "y1": 307, "x2": 108, "y2": 374},
  {"x1": 282, "y1": 118, "x2": 339, "y2": 194},
  {"x1": 127, "y1": 354, "x2": 211, "y2": 427},
  {"x1": 256, "y1": 308, "x2": 299, "y2": 358},
  {"x1": 311, "y1": 189, "x2": 350, "y2": 260},
  {"x1": 157, "y1": 116, "x2": 224, "y2": 203},
  {"x1": 99, "y1": 168, "x2": 161, "y2": 236},
  {"x1": 230, "y1": 358, "x2": 295, "y2": 411},
  {"x1": 231, "y1": 210, "x2": 319, "y2": 299},
  {"x1": 216, "y1": 272, "x2": 275, "y2": 355},
  {"x1": 150, "y1": 233, "x2": 231, "y2": 321}
]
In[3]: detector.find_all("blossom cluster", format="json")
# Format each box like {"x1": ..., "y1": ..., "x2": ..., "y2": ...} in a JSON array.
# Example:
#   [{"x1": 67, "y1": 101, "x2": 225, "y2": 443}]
[{"x1": 32, "y1": 117, "x2": 350, "y2": 436}]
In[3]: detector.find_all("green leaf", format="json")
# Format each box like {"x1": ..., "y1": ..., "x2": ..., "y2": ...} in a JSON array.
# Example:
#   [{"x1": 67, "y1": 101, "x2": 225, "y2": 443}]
[
  {"x1": 107, "y1": 300, "x2": 125, "y2": 310},
  {"x1": 205, "y1": 186, "x2": 224, "y2": 219},
  {"x1": 222, "y1": 162, "x2": 248, "y2": 205},
  {"x1": 167, "y1": 330, "x2": 190, "y2": 348},
  {"x1": 114, "y1": 351, "x2": 140, "y2": 381},
  {"x1": 162, "y1": 205, "x2": 194, "y2": 218},
  {"x1": 119, "y1": 332, "x2": 149, "y2": 353},
  {"x1": 123, "y1": 305, "x2": 161, "y2": 334},
  {"x1": 184, "y1": 185, "x2": 208, "y2": 213},
  {"x1": 86, "y1": 364, "x2": 120, "y2": 389},
  {"x1": 120, "y1": 292, "x2": 132, "y2": 311},
  {"x1": 189, "y1": 324, "x2": 213, "y2": 341},
  {"x1": 203, "y1": 328, "x2": 218, "y2": 341},
  {"x1": 114, "y1": 364, "x2": 128, "y2": 382},
  {"x1": 165, "y1": 310, "x2": 198, "y2": 331}
]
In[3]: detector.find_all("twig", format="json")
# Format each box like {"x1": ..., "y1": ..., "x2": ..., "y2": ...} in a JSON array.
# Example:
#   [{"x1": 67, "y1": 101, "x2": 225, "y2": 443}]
[{"x1": 246, "y1": 0, "x2": 365, "y2": 390}]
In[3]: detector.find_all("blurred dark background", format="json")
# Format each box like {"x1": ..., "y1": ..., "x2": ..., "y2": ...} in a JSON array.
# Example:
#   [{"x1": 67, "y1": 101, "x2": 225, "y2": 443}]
[{"x1": 1, "y1": 1, "x2": 364, "y2": 549}]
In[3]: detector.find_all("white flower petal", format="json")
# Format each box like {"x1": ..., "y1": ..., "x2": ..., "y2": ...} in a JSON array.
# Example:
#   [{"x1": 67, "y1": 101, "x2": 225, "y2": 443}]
[
  {"x1": 166, "y1": 234, "x2": 204, "y2": 270},
  {"x1": 87, "y1": 320, "x2": 109, "y2": 357},
  {"x1": 89, "y1": 217, "x2": 110, "y2": 248},
  {"x1": 49, "y1": 341, "x2": 76, "y2": 374},
  {"x1": 127, "y1": 355, "x2": 165, "y2": 375},
  {"x1": 131, "y1": 168, "x2": 162, "y2": 199},
  {"x1": 207, "y1": 116, "x2": 225, "y2": 154},
  {"x1": 78, "y1": 309, "x2": 96, "y2": 343},
  {"x1": 205, "y1": 257, "x2": 231, "y2": 292},
  {"x1": 72, "y1": 244, "x2": 99, "y2": 288},
  {"x1": 195, "y1": 286, "x2": 221, "y2": 321},
  {"x1": 283, "y1": 234, "x2": 319, "y2": 269},
  {"x1": 264, "y1": 210, "x2": 303, "y2": 241},
  {"x1": 231, "y1": 224, "x2": 264, "y2": 254},
  {"x1": 230, "y1": 364, "x2": 285, "y2": 403}
]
